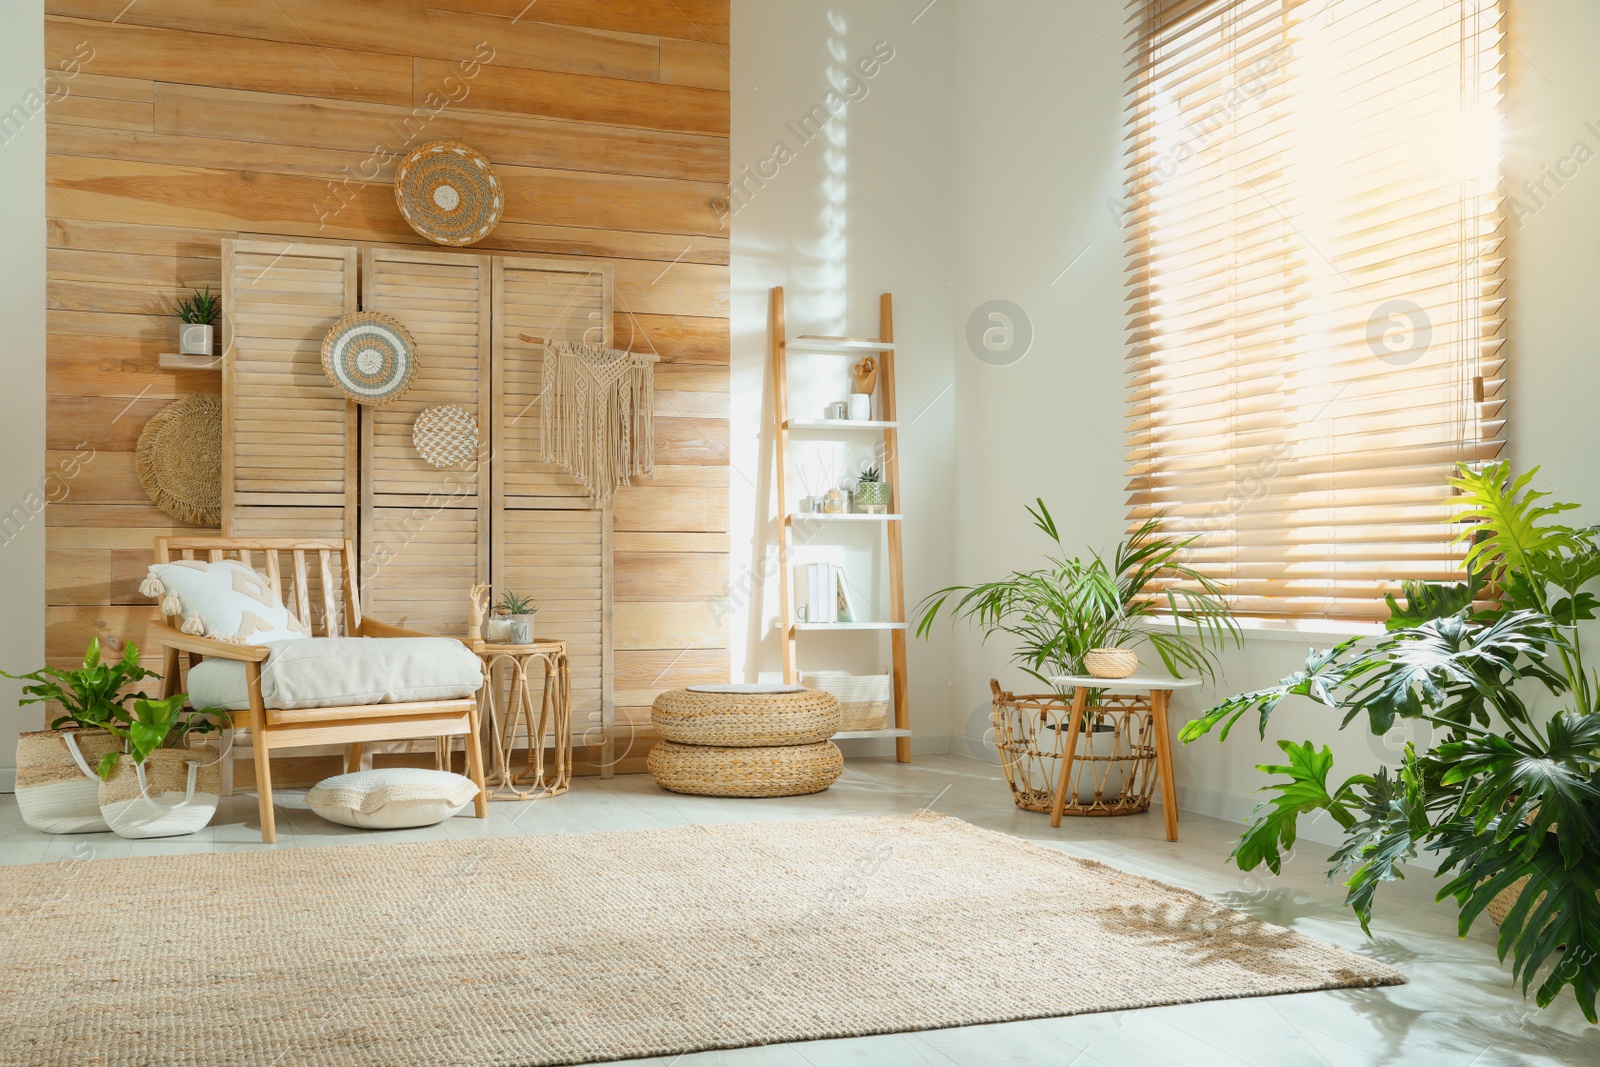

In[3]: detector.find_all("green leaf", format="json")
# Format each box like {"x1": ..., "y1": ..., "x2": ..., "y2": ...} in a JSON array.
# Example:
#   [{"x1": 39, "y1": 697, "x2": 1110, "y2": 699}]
[
  {"x1": 1231, "y1": 740, "x2": 1359, "y2": 875},
  {"x1": 1450, "y1": 462, "x2": 1579, "y2": 594},
  {"x1": 1328, "y1": 750, "x2": 1431, "y2": 932},
  {"x1": 96, "y1": 750, "x2": 122, "y2": 781},
  {"x1": 1383, "y1": 579, "x2": 1475, "y2": 631}
]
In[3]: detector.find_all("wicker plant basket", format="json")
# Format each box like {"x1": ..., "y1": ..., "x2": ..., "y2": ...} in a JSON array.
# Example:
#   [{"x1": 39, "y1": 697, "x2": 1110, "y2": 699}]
[
  {"x1": 98, "y1": 749, "x2": 222, "y2": 840},
  {"x1": 14, "y1": 728, "x2": 121, "y2": 834},
  {"x1": 646, "y1": 740, "x2": 843, "y2": 798},
  {"x1": 800, "y1": 671, "x2": 890, "y2": 731},
  {"x1": 988, "y1": 679, "x2": 1159, "y2": 816},
  {"x1": 1085, "y1": 647, "x2": 1139, "y2": 679},
  {"x1": 651, "y1": 686, "x2": 840, "y2": 747}
]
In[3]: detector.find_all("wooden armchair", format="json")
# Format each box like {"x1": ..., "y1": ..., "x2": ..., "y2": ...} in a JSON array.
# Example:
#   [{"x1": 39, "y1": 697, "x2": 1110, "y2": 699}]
[{"x1": 149, "y1": 537, "x2": 487, "y2": 843}]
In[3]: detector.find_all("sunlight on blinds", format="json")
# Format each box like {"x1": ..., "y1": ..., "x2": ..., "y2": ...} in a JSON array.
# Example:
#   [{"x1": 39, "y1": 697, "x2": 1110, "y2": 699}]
[{"x1": 1122, "y1": 0, "x2": 1507, "y2": 621}]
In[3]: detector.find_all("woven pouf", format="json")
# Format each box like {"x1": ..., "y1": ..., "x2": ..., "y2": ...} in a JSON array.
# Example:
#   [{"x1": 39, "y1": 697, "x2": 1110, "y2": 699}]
[
  {"x1": 651, "y1": 684, "x2": 841, "y2": 747},
  {"x1": 647, "y1": 740, "x2": 843, "y2": 798}
]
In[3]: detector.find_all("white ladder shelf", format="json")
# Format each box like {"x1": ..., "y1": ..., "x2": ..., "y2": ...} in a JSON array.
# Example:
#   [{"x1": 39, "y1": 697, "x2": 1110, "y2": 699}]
[{"x1": 769, "y1": 287, "x2": 910, "y2": 763}]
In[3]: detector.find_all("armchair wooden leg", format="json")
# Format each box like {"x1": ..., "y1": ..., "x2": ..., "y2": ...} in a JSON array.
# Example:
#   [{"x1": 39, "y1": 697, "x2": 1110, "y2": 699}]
[
  {"x1": 464, "y1": 705, "x2": 488, "y2": 818},
  {"x1": 254, "y1": 731, "x2": 278, "y2": 844},
  {"x1": 344, "y1": 742, "x2": 365, "y2": 774}
]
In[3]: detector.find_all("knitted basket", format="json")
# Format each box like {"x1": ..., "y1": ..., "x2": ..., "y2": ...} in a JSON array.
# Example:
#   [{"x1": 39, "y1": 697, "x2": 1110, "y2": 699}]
[
  {"x1": 651, "y1": 686, "x2": 840, "y2": 747},
  {"x1": 646, "y1": 740, "x2": 843, "y2": 798},
  {"x1": 14, "y1": 728, "x2": 121, "y2": 834},
  {"x1": 1085, "y1": 647, "x2": 1139, "y2": 679}
]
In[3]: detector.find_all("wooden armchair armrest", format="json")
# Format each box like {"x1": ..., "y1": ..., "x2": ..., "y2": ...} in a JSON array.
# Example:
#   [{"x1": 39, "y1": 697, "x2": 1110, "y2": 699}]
[
  {"x1": 359, "y1": 617, "x2": 438, "y2": 640},
  {"x1": 148, "y1": 622, "x2": 270, "y2": 663}
]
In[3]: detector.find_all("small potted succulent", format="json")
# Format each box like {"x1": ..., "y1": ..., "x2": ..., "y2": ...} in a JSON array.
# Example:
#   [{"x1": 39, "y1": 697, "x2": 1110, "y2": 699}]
[
  {"x1": 96, "y1": 693, "x2": 225, "y2": 839},
  {"x1": 491, "y1": 590, "x2": 538, "y2": 644},
  {"x1": 854, "y1": 466, "x2": 891, "y2": 513},
  {"x1": 175, "y1": 286, "x2": 220, "y2": 356},
  {"x1": 3, "y1": 637, "x2": 159, "y2": 834}
]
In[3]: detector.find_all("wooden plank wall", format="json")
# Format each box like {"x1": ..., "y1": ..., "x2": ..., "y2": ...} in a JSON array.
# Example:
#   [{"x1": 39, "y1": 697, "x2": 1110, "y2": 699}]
[{"x1": 43, "y1": 0, "x2": 730, "y2": 776}]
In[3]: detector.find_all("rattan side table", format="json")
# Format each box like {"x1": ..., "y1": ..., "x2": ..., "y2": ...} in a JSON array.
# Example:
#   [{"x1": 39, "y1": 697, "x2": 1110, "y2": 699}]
[
  {"x1": 1045, "y1": 673, "x2": 1200, "y2": 841},
  {"x1": 468, "y1": 639, "x2": 571, "y2": 800}
]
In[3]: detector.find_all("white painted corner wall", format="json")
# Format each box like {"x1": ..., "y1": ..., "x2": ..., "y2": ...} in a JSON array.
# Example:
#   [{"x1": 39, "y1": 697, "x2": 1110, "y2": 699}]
[
  {"x1": 733, "y1": 0, "x2": 1600, "y2": 834},
  {"x1": 0, "y1": 3, "x2": 47, "y2": 790}
]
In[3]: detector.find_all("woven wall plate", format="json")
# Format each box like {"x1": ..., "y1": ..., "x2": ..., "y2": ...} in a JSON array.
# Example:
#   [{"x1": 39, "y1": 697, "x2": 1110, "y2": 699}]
[
  {"x1": 136, "y1": 393, "x2": 222, "y2": 527},
  {"x1": 321, "y1": 311, "x2": 419, "y2": 406},
  {"x1": 394, "y1": 141, "x2": 504, "y2": 247},
  {"x1": 412, "y1": 404, "x2": 479, "y2": 468}
]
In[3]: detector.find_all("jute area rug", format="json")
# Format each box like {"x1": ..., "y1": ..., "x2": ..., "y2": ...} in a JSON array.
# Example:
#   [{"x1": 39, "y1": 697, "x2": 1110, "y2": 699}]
[{"x1": 0, "y1": 814, "x2": 1401, "y2": 1066}]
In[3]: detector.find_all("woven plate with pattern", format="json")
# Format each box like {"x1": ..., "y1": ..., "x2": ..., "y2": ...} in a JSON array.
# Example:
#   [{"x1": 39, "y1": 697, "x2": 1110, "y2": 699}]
[
  {"x1": 412, "y1": 404, "x2": 479, "y2": 468},
  {"x1": 394, "y1": 141, "x2": 504, "y2": 247},
  {"x1": 320, "y1": 311, "x2": 419, "y2": 406}
]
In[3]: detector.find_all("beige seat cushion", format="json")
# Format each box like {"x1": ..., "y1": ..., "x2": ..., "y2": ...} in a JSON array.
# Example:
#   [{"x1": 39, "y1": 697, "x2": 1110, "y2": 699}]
[
  {"x1": 185, "y1": 636, "x2": 483, "y2": 712},
  {"x1": 306, "y1": 768, "x2": 479, "y2": 829}
]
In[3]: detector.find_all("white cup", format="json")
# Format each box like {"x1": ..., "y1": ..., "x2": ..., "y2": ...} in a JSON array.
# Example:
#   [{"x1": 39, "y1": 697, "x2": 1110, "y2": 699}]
[{"x1": 848, "y1": 393, "x2": 872, "y2": 420}]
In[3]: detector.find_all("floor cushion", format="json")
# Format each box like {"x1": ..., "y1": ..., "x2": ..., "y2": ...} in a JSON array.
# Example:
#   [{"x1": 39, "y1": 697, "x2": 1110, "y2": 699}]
[
  {"x1": 306, "y1": 768, "x2": 480, "y2": 829},
  {"x1": 185, "y1": 636, "x2": 484, "y2": 712}
]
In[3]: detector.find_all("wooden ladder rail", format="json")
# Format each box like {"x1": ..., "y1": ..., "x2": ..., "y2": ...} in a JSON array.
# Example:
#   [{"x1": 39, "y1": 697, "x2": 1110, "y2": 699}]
[{"x1": 768, "y1": 287, "x2": 910, "y2": 764}]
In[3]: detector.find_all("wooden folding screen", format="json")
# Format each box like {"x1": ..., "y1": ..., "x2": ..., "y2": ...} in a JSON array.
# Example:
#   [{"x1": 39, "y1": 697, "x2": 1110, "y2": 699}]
[{"x1": 222, "y1": 239, "x2": 614, "y2": 763}]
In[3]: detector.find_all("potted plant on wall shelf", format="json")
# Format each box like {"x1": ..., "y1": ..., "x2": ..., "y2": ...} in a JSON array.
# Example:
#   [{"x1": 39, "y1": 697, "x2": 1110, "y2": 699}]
[
  {"x1": 1179, "y1": 462, "x2": 1600, "y2": 1022},
  {"x1": 175, "y1": 286, "x2": 220, "y2": 357},
  {"x1": 3, "y1": 637, "x2": 160, "y2": 834},
  {"x1": 854, "y1": 465, "x2": 891, "y2": 514},
  {"x1": 96, "y1": 693, "x2": 225, "y2": 839},
  {"x1": 913, "y1": 501, "x2": 1238, "y2": 811}
]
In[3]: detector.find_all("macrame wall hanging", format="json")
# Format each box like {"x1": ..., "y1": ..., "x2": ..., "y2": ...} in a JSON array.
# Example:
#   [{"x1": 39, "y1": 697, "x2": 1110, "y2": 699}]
[{"x1": 525, "y1": 333, "x2": 656, "y2": 507}]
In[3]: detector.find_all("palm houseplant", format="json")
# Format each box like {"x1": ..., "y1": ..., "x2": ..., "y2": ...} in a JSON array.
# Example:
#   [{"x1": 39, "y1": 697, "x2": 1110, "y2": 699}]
[
  {"x1": 3, "y1": 637, "x2": 161, "y2": 833},
  {"x1": 915, "y1": 500, "x2": 1238, "y2": 814},
  {"x1": 1180, "y1": 462, "x2": 1600, "y2": 1022}
]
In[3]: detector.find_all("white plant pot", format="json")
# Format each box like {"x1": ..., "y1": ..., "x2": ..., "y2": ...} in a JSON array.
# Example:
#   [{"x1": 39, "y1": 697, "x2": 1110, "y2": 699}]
[
  {"x1": 179, "y1": 323, "x2": 215, "y2": 356},
  {"x1": 487, "y1": 614, "x2": 534, "y2": 644},
  {"x1": 14, "y1": 728, "x2": 120, "y2": 834},
  {"x1": 98, "y1": 751, "x2": 221, "y2": 839},
  {"x1": 847, "y1": 393, "x2": 872, "y2": 420}
]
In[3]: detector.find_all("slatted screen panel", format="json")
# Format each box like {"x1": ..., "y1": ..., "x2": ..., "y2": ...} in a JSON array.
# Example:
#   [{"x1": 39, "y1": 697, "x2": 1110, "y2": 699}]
[
  {"x1": 494, "y1": 258, "x2": 613, "y2": 506},
  {"x1": 357, "y1": 247, "x2": 491, "y2": 639},
  {"x1": 497, "y1": 508, "x2": 606, "y2": 743},
  {"x1": 222, "y1": 240, "x2": 357, "y2": 523}
]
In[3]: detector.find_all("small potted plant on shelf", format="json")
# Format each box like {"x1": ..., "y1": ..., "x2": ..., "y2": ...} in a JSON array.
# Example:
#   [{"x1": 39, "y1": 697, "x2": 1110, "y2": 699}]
[
  {"x1": 1179, "y1": 461, "x2": 1600, "y2": 1023},
  {"x1": 96, "y1": 693, "x2": 225, "y2": 839},
  {"x1": 175, "y1": 286, "x2": 220, "y2": 356},
  {"x1": 3, "y1": 637, "x2": 161, "y2": 834},
  {"x1": 854, "y1": 465, "x2": 891, "y2": 514},
  {"x1": 491, "y1": 591, "x2": 538, "y2": 644}
]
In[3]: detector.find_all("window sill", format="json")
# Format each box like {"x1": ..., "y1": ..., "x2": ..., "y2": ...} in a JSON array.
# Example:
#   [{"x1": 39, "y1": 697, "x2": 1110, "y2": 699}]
[{"x1": 1146, "y1": 615, "x2": 1384, "y2": 643}]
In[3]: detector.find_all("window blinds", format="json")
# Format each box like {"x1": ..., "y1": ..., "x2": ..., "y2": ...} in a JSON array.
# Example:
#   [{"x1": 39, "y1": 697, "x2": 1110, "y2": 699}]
[{"x1": 1122, "y1": 0, "x2": 1507, "y2": 621}]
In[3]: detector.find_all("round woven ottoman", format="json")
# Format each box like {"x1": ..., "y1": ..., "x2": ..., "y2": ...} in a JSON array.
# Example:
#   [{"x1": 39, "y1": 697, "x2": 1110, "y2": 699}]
[
  {"x1": 647, "y1": 684, "x2": 844, "y2": 797},
  {"x1": 647, "y1": 740, "x2": 843, "y2": 798},
  {"x1": 652, "y1": 684, "x2": 840, "y2": 746}
]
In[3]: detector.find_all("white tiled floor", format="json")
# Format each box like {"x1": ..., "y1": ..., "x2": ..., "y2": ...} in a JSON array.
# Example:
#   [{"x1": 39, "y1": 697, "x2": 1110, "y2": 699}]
[{"x1": 3, "y1": 754, "x2": 1596, "y2": 1066}]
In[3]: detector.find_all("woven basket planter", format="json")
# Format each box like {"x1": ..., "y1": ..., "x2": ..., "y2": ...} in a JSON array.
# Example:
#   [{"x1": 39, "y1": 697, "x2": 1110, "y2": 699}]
[
  {"x1": 651, "y1": 686, "x2": 840, "y2": 747},
  {"x1": 14, "y1": 728, "x2": 121, "y2": 834},
  {"x1": 989, "y1": 680, "x2": 1158, "y2": 817},
  {"x1": 98, "y1": 750, "x2": 222, "y2": 839},
  {"x1": 646, "y1": 740, "x2": 843, "y2": 798}
]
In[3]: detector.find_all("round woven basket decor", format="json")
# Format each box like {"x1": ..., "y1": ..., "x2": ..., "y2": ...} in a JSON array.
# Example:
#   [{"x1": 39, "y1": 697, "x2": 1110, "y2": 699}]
[
  {"x1": 394, "y1": 140, "x2": 504, "y2": 246},
  {"x1": 653, "y1": 687, "x2": 841, "y2": 747},
  {"x1": 412, "y1": 404, "x2": 479, "y2": 468},
  {"x1": 647, "y1": 740, "x2": 843, "y2": 798},
  {"x1": 1085, "y1": 647, "x2": 1139, "y2": 679},
  {"x1": 135, "y1": 393, "x2": 222, "y2": 526},
  {"x1": 321, "y1": 311, "x2": 419, "y2": 406}
]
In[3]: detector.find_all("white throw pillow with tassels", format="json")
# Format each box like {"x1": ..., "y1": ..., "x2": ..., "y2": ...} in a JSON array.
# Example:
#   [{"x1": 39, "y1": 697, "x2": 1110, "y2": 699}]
[{"x1": 141, "y1": 559, "x2": 311, "y2": 645}]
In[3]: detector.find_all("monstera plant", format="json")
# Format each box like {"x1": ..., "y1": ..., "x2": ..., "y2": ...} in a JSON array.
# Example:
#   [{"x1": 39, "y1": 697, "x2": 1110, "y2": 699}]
[{"x1": 1181, "y1": 462, "x2": 1600, "y2": 1021}]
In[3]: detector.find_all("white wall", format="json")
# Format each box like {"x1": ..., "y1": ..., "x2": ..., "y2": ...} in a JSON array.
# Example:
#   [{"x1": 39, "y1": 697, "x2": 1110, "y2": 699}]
[
  {"x1": 934, "y1": 0, "x2": 1600, "y2": 842},
  {"x1": 730, "y1": 0, "x2": 957, "y2": 752},
  {"x1": 0, "y1": 3, "x2": 47, "y2": 788}
]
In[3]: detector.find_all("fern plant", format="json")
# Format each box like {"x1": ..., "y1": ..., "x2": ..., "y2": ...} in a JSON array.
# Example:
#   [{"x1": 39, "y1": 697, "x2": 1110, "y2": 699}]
[
  {"x1": 95, "y1": 693, "x2": 224, "y2": 780},
  {"x1": 174, "y1": 286, "x2": 220, "y2": 325},
  {"x1": 495, "y1": 591, "x2": 538, "y2": 615},
  {"x1": 1181, "y1": 461, "x2": 1600, "y2": 1021},
  {"x1": 914, "y1": 499, "x2": 1239, "y2": 686},
  {"x1": 1, "y1": 637, "x2": 159, "y2": 730}
]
